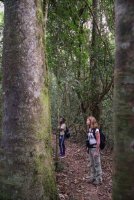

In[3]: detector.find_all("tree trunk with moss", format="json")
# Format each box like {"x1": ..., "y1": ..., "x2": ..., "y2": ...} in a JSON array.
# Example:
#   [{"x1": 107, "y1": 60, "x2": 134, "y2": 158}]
[
  {"x1": 113, "y1": 1, "x2": 134, "y2": 200},
  {"x1": 0, "y1": 0, "x2": 58, "y2": 200}
]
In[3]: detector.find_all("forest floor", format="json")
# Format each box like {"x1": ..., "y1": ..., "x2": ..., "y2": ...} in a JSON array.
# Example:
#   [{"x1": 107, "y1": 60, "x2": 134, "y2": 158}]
[{"x1": 53, "y1": 136, "x2": 112, "y2": 200}]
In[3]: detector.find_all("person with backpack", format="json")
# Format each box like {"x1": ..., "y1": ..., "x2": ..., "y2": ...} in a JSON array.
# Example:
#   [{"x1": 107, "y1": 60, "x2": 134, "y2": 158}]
[
  {"x1": 86, "y1": 116, "x2": 102, "y2": 185},
  {"x1": 58, "y1": 117, "x2": 66, "y2": 158}
]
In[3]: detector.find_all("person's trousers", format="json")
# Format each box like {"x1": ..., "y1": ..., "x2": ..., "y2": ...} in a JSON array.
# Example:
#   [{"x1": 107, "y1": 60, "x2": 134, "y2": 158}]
[
  {"x1": 59, "y1": 135, "x2": 65, "y2": 156},
  {"x1": 88, "y1": 148, "x2": 102, "y2": 181}
]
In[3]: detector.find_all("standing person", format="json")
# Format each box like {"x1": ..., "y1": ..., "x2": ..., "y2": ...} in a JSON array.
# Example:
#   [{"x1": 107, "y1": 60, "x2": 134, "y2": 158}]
[
  {"x1": 86, "y1": 116, "x2": 102, "y2": 185},
  {"x1": 58, "y1": 117, "x2": 66, "y2": 158}
]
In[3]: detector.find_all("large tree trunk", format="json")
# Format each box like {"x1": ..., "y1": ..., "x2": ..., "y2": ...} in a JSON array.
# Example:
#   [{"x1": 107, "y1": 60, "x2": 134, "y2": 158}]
[
  {"x1": 113, "y1": 1, "x2": 134, "y2": 199},
  {"x1": 0, "y1": 0, "x2": 58, "y2": 200}
]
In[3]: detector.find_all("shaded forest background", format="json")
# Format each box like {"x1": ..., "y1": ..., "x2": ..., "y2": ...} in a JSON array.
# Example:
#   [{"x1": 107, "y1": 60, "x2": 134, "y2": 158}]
[
  {"x1": 0, "y1": 1, "x2": 115, "y2": 142},
  {"x1": 0, "y1": 1, "x2": 134, "y2": 200},
  {"x1": 47, "y1": 0, "x2": 115, "y2": 141}
]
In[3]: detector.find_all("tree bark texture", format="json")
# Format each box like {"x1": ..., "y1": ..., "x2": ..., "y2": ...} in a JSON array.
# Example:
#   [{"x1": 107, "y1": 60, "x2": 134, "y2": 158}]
[
  {"x1": 90, "y1": 0, "x2": 101, "y2": 121},
  {"x1": 0, "y1": 0, "x2": 58, "y2": 200},
  {"x1": 113, "y1": 1, "x2": 134, "y2": 200}
]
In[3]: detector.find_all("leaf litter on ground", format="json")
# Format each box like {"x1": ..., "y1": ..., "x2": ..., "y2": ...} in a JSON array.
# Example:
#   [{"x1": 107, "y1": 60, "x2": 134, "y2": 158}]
[{"x1": 53, "y1": 136, "x2": 112, "y2": 200}]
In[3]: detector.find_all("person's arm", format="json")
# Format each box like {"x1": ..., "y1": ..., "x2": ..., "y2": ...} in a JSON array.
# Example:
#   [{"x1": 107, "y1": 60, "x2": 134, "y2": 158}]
[
  {"x1": 58, "y1": 124, "x2": 66, "y2": 132},
  {"x1": 58, "y1": 127, "x2": 64, "y2": 131},
  {"x1": 95, "y1": 129, "x2": 100, "y2": 153}
]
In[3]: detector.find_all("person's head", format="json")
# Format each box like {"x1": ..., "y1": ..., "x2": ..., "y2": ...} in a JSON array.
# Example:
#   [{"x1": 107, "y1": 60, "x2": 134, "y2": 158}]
[
  {"x1": 59, "y1": 117, "x2": 66, "y2": 124},
  {"x1": 86, "y1": 116, "x2": 98, "y2": 128}
]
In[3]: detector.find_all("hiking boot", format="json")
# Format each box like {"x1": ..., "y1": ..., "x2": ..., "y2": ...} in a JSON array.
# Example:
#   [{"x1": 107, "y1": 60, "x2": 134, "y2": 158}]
[
  {"x1": 86, "y1": 176, "x2": 95, "y2": 183},
  {"x1": 92, "y1": 179, "x2": 102, "y2": 185},
  {"x1": 60, "y1": 154, "x2": 66, "y2": 158}
]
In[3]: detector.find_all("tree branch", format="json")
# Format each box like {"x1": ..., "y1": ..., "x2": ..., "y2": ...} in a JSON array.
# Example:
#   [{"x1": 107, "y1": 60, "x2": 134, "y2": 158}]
[{"x1": 84, "y1": 0, "x2": 112, "y2": 57}]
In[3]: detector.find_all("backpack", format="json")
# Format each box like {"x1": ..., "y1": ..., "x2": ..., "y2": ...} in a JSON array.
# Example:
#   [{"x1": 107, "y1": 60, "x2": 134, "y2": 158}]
[
  {"x1": 86, "y1": 128, "x2": 106, "y2": 150},
  {"x1": 93, "y1": 128, "x2": 106, "y2": 150},
  {"x1": 64, "y1": 127, "x2": 70, "y2": 139}
]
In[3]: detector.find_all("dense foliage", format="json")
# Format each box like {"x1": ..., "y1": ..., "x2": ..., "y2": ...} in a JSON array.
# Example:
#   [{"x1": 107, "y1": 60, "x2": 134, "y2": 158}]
[
  {"x1": 47, "y1": 0, "x2": 115, "y2": 137},
  {"x1": 0, "y1": 1, "x2": 115, "y2": 137}
]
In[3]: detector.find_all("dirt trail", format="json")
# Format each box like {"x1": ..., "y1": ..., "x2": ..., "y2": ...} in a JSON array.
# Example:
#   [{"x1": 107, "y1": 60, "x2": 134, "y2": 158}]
[{"x1": 54, "y1": 138, "x2": 112, "y2": 200}]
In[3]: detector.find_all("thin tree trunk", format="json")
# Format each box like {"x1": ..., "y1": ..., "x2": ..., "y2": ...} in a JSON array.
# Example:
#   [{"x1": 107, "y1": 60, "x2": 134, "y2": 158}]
[
  {"x1": 90, "y1": 0, "x2": 101, "y2": 121},
  {"x1": 55, "y1": 82, "x2": 60, "y2": 171},
  {"x1": 43, "y1": 0, "x2": 49, "y2": 72},
  {"x1": 113, "y1": 1, "x2": 134, "y2": 199},
  {"x1": 0, "y1": 1, "x2": 58, "y2": 199}
]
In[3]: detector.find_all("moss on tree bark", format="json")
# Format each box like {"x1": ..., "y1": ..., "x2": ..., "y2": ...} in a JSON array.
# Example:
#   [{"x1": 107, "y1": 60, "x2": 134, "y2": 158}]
[{"x1": 0, "y1": 0, "x2": 58, "y2": 199}]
